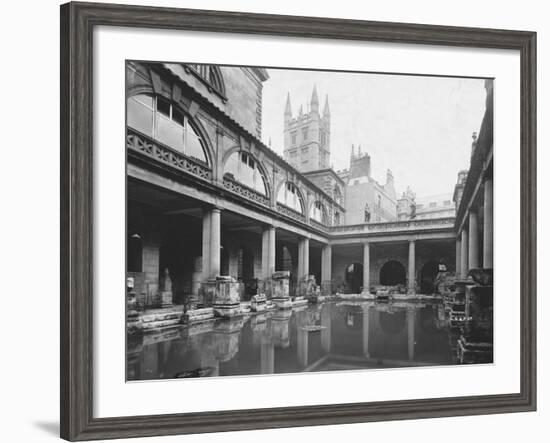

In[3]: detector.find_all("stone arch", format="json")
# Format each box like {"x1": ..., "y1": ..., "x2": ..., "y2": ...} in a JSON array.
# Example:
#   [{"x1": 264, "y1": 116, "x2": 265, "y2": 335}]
[
  {"x1": 275, "y1": 180, "x2": 307, "y2": 215},
  {"x1": 126, "y1": 91, "x2": 215, "y2": 168},
  {"x1": 222, "y1": 148, "x2": 272, "y2": 198},
  {"x1": 379, "y1": 260, "x2": 406, "y2": 286},
  {"x1": 308, "y1": 199, "x2": 329, "y2": 224},
  {"x1": 127, "y1": 84, "x2": 154, "y2": 98}
]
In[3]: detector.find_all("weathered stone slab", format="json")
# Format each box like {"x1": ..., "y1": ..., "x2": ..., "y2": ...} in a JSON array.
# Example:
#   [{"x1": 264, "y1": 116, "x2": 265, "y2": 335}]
[
  {"x1": 251, "y1": 294, "x2": 267, "y2": 312},
  {"x1": 213, "y1": 276, "x2": 241, "y2": 318},
  {"x1": 184, "y1": 307, "x2": 215, "y2": 324},
  {"x1": 271, "y1": 271, "x2": 290, "y2": 300}
]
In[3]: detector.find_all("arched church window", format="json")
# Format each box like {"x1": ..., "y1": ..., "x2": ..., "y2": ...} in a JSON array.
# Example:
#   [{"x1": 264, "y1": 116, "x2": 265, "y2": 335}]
[
  {"x1": 334, "y1": 211, "x2": 341, "y2": 226},
  {"x1": 127, "y1": 94, "x2": 209, "y2": 164},
  {"x1": 224, "y1": 151, "x2": 268, "y2": 195},
  {"x1": 277, "y1": 182, "x2": 305, "y2": 214},
  {"x1": 310, "y1": 201, "x2": 328, "y2": 225}
]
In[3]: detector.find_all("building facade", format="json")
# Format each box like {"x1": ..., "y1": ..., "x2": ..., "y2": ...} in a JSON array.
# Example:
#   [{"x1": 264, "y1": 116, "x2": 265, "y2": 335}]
[{"x1": 126, "y1": 61, "x2": 489, "y2": 312}]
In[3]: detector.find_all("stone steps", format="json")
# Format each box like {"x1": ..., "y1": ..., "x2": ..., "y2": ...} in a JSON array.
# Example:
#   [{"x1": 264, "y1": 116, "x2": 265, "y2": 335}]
[{"x1": 140, "y1": 308, "x2": 183, "y2": 331}]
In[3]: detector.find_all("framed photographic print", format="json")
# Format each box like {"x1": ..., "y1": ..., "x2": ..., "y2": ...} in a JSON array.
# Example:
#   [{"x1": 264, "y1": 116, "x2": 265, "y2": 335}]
[{"x1": 60, "y1": 1, "x2": 536, "y2": 441}]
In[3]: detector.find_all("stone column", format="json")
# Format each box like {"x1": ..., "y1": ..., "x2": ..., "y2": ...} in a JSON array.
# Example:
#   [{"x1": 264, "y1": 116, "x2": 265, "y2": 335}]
[
  {"x1": 302, "y1": 238, "x2": 309, "y2": 280},
  {"x1": 408, "y1": 240, "x2": 416, "y2": 294},
  {"x1": 209, "y1": 208, "x2": 221, "y2": 278},
  {"x1": 455, "y1": 238, "x2": 462, "y2": 278},
  {"x1": 363, "y1": 242, "x2": 370, "y2": 293},
  {"x1": 321, "y1": 244, "x2": 332, "y2": 295},
  {"x1": 468, "y1": 210, "x2": 479, "y2": 271},
  {"x1": 297, "y1": 237, "x2": 309, "y2": 296},
  {"x1": 460, "y1": 228, "x2": 468, "y2": 279},
  {"x1": 261, "y1": 225, "x2": 276, "y2": 296},
  {"x1": 142, "y1": 236, "x2": 161, "y2": 306},
  {"x1": 261, "y1": 227, "x2": 271, "y2": 280},
  {"x1": 269, "y1": 226, "x2": 276, "y2": 277},
  {"x1": 483, "y1": 178, "x2": 494, "y2": 268},
  {"x1": 201, "y1": 209, "x2": 211, "y2": 280}
]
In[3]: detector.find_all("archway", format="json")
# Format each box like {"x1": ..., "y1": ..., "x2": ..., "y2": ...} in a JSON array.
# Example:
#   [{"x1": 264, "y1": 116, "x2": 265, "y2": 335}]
[
  {"x1": 420, "y1": 260, "x2": 439, "y2": 294},
  {"x1": 345, "y1": 262, "x2": 363, "y2": 293},
  {"x1": 379, "y1": 260, "x2": 406, "y2": 286}
]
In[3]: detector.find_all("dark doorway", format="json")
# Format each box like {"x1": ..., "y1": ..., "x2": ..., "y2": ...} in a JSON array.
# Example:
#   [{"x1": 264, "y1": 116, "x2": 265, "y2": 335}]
[
  {"x1": 420, "y1": 260, "x2": 439, "y2": 294},
  {"x1": 238, "y1": 246, "x2": 256, "y2": 297},
  {"x1": 345, "y1": 262, "x2": 363, "y2": 293},
  {"x1": 379, "y1": 260, "x2": 406, "y2": 285},
  {"x1": 127, "y1": 234, "x2": 143, "y2": 272}
]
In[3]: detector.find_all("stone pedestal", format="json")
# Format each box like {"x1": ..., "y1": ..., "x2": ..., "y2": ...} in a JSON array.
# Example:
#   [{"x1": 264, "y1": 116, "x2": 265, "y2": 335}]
[
  {"x1": 250, "y1": 294, "x2": 267, "y2": 312},
  {"x1": 271, "y1": 271, "x2": 292, "y2": 309},
  {"x1": 303, "y1": 275, "x2": 317, "y2": 299},
  {"x1": 213, "y1": 276, "x2": 241, "y2": 318}
]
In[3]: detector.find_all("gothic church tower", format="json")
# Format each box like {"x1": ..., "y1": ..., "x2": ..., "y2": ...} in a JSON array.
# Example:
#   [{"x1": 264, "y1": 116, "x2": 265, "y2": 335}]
[{"x1": 283, "y1": 86, "x2": 331, "y2": 172}]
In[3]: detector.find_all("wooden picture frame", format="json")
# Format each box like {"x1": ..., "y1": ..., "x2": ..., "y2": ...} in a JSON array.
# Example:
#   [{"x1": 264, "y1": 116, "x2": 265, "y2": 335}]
[{"x1": 60, "y1": 1, "x2": 536, "y2": 440}]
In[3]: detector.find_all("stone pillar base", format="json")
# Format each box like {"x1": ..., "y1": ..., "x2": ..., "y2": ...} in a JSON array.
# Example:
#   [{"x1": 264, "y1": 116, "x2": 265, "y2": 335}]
[
  {"x1": 213, "y1": 304, "x2": 242, "y2": 318},
  {"x1": 251, "y1": 294, "x2": 267, "y2": 312},
  {"x1": 213, "y1": 276, "x2": 241, "y2": 317}
]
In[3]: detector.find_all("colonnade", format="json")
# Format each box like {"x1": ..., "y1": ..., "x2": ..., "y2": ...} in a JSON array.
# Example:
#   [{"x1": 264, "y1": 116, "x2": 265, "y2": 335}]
[
  {"x1": 456, "y1": 176, "x2": 493, "y2": 279},
  {"x1": 200, "y1": 206, "x2": 333, "y2": 296}
]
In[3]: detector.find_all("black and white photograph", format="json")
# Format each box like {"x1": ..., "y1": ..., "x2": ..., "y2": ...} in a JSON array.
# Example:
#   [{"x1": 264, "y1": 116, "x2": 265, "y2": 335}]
[{"x1": 125, "y1": 61, "x2": 494, "y2": 381}]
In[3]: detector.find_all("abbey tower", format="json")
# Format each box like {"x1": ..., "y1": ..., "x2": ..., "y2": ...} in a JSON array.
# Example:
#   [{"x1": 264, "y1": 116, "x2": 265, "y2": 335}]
[{"x1": 283, "y1": 86, "x2": 331, "y2": 172}]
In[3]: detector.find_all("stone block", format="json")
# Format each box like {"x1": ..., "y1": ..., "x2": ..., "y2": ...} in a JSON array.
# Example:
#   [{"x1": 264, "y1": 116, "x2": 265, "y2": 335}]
[
  {"x1": 212, "y1": 276, "x2": 241, "y2": 318},
  {"x1": 271, "y1": 271, "x2": 290, "y2": 300},
  {"x1": 251, "y1": 294, "x2": 267, "y2": 312},
  {"x1": 184, "y1": 307, "x2": 215, "y2": 324}
]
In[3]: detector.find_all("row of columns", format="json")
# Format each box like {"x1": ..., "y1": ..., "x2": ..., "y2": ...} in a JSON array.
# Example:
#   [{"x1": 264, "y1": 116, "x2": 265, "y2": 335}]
[
  {"x1": 201, "y1": 206, "x2": 425, "y2": 296},
  {"x1": 456, "y1": 177, "x2": 493, "y2": 279},
  {"x1": 200, "y1": 206, "x2": 333, "y2": 295}
]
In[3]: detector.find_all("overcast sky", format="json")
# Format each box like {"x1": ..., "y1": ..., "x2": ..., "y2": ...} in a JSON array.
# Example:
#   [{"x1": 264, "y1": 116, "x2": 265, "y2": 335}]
[{"x1": 260, "y1": 68, "x2": 487, "y2": 198}]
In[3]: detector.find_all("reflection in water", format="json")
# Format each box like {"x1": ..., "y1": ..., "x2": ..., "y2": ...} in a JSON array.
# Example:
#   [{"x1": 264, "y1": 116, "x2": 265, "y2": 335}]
[{"x1": 127, "y1": 301, "x2": 487, "y2": 381}]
